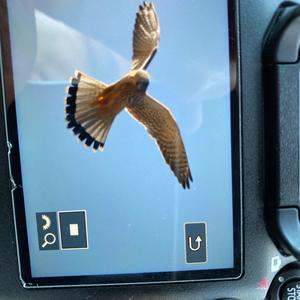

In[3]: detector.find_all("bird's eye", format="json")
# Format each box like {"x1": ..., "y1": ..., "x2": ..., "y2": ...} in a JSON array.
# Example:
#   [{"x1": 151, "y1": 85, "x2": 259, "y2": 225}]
[
  {"x1": 136, "y1": 81, "x2": 148, "y2": 91},
  {"x1": 136, "y1": 82, "x2": 143, "y2": 89}
]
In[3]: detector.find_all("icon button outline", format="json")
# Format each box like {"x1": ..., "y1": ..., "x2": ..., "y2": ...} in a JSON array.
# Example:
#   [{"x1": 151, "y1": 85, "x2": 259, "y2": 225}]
[
  {"x1": 57, "y1": 209, "x2": 89, "y2": 251},
  {"x1": 184, "y1": 221, "x2": 208, "y2": 264}
]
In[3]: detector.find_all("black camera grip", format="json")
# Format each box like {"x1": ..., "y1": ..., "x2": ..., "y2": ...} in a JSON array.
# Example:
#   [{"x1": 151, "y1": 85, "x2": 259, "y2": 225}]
[{"x1": 264, "y1": 1, "x2": 300, "y2": 259}]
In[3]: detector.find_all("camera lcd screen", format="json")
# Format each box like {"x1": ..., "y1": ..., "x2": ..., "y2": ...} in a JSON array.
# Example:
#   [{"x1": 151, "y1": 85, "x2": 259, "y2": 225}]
[{"x1": 2, "y1": 0, "x2": 241, "y2": 287}]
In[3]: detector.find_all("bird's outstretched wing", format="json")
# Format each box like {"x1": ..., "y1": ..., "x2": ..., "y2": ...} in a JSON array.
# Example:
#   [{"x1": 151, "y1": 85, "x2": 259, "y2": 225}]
[
  {"x1": 126, "y1": 94, "x2": 192, "y2": 189},
  {"x1": 131, "y1": 2, "x2": 160, "y2": 70}
]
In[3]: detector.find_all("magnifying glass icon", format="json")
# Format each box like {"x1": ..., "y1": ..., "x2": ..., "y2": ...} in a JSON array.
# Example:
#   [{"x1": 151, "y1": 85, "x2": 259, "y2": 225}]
[{"x1": 42, "y1": 232, "x2": 56, "y2": 248}]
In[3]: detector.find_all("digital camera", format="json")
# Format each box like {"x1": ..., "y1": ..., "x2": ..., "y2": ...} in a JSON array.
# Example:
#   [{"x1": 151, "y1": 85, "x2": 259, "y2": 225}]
[{"x1": 1, "y1": 0, "x2": 300, "y2": 299}]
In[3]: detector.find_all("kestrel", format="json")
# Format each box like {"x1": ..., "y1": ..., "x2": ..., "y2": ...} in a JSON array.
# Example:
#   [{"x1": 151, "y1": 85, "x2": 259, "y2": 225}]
[{"x1": 65, "y1": 2, "x2": 193, "y2": 189}]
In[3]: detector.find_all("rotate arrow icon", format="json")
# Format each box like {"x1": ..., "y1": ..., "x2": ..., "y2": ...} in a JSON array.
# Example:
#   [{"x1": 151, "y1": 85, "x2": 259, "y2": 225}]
[{"x1": 188, "y1": 235, "x2": 202, "y2": 251}]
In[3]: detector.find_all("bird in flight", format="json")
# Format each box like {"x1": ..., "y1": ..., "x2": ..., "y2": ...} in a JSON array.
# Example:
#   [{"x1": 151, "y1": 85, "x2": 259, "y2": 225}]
[{"x1": 65, "y1": 2, "x2": 193, "y2": 189}]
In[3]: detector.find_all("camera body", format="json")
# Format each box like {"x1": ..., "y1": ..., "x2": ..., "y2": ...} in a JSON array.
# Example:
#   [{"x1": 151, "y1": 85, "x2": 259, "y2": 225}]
[{"x1": 0, "y1": 0, "x2": 299, "y2": 299}]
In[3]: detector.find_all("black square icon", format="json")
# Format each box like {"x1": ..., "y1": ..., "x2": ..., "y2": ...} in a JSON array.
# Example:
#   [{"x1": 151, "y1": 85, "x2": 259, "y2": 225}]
[
  {"x1": 184, "y1": 222, "x2": 207, "y2": 264},
  {"x1": 58, "y1": 210, "x2": 88, "y2": 250}
]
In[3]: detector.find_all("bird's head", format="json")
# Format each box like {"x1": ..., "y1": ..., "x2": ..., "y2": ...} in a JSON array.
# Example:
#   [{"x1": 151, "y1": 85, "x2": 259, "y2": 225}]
[{"x1": 130, "y1": 69, "x2": 150, "y2": 93}]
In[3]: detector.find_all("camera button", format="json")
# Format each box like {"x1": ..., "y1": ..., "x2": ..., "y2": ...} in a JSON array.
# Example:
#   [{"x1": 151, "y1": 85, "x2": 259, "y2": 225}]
[{"x1": 184, "y1": 222, "x2": 207, "y2": 264}]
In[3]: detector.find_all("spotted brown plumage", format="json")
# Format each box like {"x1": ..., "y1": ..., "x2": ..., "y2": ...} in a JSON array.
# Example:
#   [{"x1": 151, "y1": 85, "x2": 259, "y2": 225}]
[
  {"x1": 65, "y1": 2, "x2": 192, "y2": 189},
  {"x1": 126, "y1": 94, "x2": 193, "y2": 188}
]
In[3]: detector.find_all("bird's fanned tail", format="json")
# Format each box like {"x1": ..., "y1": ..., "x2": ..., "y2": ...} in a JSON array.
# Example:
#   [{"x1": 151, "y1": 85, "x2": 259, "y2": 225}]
[{"x1": 65, "y1": 70, "x2": 115, "y2": 151}]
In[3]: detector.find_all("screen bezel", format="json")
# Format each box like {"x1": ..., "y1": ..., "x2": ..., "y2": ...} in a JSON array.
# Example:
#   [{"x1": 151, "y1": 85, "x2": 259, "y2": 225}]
[{"x1": 0, "y1": 0, "x2": 242, "y2": 288}]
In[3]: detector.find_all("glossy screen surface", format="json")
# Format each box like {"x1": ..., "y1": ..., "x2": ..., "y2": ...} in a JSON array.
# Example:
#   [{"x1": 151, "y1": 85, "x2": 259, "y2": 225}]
[{"x1": 5, "y1": 0, "x2": 238, "y2": 282}]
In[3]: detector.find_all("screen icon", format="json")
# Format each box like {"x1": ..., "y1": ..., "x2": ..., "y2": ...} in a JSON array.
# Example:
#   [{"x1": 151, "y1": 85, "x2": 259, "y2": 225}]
[
  {"x1": 58, "y1": 210, "x2": 88, "y2": 250},
  {"x1": 41, "y1": 214, "x2": 51, "y2": 230},
  {"x1": 271, "y1": 256, "x2": 282, "y2": 273},
  {"x1": 69, "y1": 224, "x2": 79, "y2": 236},
  {"x1": 36, "y1": 212, "x2": 59, "y2": 250},
  {"x1": 184, "y1": 222, "x2": 207, "y2": 264},
  {"x1": 42, "y1": 233, "x2": 56, "y2": 248}
]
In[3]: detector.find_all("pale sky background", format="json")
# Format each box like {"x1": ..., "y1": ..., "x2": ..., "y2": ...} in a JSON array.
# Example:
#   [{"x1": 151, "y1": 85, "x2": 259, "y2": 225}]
[{"x1": 7, "y1": 0, "x2": 234, "y2": 278}]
